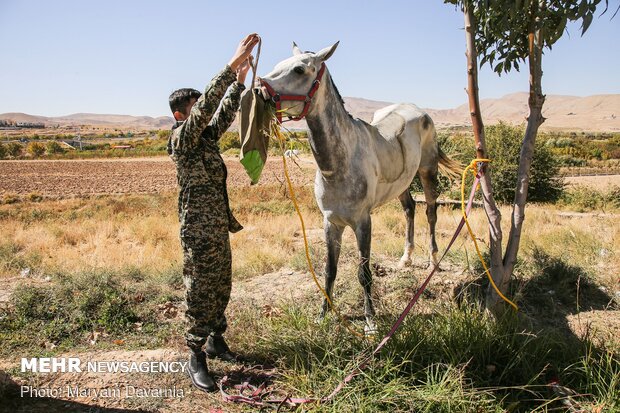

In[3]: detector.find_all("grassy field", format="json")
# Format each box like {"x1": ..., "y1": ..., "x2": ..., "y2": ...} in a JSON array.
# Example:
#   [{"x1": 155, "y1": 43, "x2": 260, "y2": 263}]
[{"x1": 0, "y1": 167, "x2": 619, "y2": 412}]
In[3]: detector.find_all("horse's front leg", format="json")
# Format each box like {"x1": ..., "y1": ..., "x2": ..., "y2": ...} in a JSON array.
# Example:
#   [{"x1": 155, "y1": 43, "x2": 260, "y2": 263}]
[
  {"x1": 355, "y1": 215, "x2": 376, "y2": 335},
  {"x1": 320, "y1": 219, "x2": 345, "y2": 319}
]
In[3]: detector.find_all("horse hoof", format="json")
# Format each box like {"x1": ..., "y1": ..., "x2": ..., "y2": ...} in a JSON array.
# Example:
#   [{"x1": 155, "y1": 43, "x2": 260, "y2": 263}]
[
  {"x1": 398, "y1": 258, "x2": 411, "y2": 269},
  {"x1": 364, "y1": 321, "x2": 378, "y2": 337},
  {"x1": 427, "y1": 262, "x2": 442, "y2": 271}
]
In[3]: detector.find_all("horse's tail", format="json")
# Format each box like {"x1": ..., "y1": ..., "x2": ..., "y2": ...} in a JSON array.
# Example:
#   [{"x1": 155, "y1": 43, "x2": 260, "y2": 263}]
[{"x1": 437, "y1": 147, "x2": 463, "y2": 180}]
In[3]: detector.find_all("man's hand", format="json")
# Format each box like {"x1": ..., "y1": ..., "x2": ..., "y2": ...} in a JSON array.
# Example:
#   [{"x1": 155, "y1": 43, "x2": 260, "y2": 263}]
[
  {"x1": 236, "y1": 55, "x2": 253, "y2": 85},
  {"x1": 228, "y1": 34, "x2": 259, "y2": 72}
]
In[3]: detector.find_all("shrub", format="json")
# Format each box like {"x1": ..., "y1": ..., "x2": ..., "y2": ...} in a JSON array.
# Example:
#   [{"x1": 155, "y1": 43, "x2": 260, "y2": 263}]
[
  {"x1": 6, "y1": 142, "x2": 22, "y2": 158},
  {"x1": 485, "y1": 122, "x2": 564, "y2": 203},
  {"x1": 1, "y1": 193, "x2": 19, "y2": 204},
  {"x1": 0, "y1": 142, "x2": 6, "y2": 159},
  {"x1": 45, "y1": 140, "x2": 65, "y2": 154},
  {"x1": 26, "y1": 142, "x2": 45, "y2": 158},
  {"x1": 156, "y1": 129, "x2": 171, "y2": 140},
  {"x1": 26, "y1": 192, "x2": 43, "y2": 202},
  {"x1": 561, "y1": 185, "x2": 620, "y2": 211},
  {"x1": 219, "y1": 131, "x2": 241, "y2": 152},
  {"x1": 6, "y1": 271, "x2": 140, "y2": 341}
]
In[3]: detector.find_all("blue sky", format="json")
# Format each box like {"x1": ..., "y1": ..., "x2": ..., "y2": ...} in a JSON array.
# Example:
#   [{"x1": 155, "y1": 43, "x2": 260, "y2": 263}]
[{"x1": 0, "y1": 0, "x2": 618, "y2": 117}]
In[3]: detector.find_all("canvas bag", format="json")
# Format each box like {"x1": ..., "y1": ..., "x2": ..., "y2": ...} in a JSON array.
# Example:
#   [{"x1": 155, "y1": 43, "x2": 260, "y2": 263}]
[{"x1": 238, "y1": 88, "x2": 272, "y2": 184}]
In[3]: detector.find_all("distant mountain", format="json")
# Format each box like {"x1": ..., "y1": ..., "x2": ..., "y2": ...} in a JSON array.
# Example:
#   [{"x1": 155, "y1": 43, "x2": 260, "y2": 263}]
[
  {"x1": 2, "y1": 93, "x2": 619, "y2": 132},
  {"x1": 425, "y1": 93, "x2": 620, "y2": 131},
  {"x1": 0, "y1": 112, "x2": 174, "y2": 130}
]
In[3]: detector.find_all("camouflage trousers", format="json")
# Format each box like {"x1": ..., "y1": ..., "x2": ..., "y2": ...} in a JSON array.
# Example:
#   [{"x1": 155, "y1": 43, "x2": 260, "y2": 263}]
[{"x1": 180, "y1": 225, "x2": 232, "y2": 351}]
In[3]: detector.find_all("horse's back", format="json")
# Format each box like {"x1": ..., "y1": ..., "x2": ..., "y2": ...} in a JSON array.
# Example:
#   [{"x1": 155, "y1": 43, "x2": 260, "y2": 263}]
[
  {"x1": 367, "y1": 103, "x2": 430, "y2": 186},
  {"x1": 371, "y1": 103, "x2": 428, "y2": 132}
]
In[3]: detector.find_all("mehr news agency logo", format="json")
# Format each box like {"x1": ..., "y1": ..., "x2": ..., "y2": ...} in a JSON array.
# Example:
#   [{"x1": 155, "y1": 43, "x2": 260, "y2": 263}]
[{"x1": 19, "y1": 357, "x2": 187, "y2": 399}]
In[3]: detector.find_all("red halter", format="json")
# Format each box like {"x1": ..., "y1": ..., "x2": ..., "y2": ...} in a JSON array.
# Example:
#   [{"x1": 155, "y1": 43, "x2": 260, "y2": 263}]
[{"x1": 259, "y1": 63, "x2": 326, "y2": 123}]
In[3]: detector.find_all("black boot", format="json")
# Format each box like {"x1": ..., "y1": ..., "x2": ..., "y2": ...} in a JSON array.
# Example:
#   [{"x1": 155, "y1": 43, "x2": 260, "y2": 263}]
[
  {"x1": 206, "y1": 334, "x2": 237, "y2": 362},
  {"x1": 187, "y1": 350, "x2": 216, "y2": 392}
]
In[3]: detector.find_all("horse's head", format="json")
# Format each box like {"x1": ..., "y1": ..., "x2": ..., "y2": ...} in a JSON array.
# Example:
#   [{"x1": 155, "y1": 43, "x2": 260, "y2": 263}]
[{"x1": 259, "y1": 41, "x2": 339, "y2": 122}]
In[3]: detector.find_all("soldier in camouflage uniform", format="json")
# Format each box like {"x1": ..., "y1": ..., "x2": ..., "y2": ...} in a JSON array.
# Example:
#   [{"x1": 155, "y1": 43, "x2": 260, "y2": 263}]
[{"x1": 167, "y1": 33, "x2": 259, "y2": 392}]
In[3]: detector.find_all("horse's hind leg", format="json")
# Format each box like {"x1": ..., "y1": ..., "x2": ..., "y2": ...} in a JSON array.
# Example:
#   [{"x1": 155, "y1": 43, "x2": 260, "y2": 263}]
[
  {"x1": 320, "y1": 219, "x2": 345, "y2": 319},
  {"x1": 398, "y1": 190, "x2": 416, "y2": 268},
  {"x1": 354, "y1": 215, "x2": 376, "y2": 335},
  {"x1": 419, "y1": 168, "x2": 441, "y2": 268}
]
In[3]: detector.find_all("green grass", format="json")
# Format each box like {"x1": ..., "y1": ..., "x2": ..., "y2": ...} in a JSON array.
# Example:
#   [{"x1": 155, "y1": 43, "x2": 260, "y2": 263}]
[
  {"x1": 0, "y1": 268, "x2": 183, "y2": 357},
  {"x1": 229, "y1": 302, "x2": 618, "y2": 412},
  {"x1": 559, "y1": 185, "x2": 620, "y2": 212}
]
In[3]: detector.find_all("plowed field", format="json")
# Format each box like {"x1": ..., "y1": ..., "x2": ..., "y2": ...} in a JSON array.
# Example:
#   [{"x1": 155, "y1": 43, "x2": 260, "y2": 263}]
[{"x1": 0, "y1": 156, "x2": 315, "y2": 197}]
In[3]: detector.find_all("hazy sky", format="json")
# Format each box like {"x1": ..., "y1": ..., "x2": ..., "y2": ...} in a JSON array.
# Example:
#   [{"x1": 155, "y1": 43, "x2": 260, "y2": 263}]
[{"x1": 1, "y1": 0, "x2": 618, "y2": 117}]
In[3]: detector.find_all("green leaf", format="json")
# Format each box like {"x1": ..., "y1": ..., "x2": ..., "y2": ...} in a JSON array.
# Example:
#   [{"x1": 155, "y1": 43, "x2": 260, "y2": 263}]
[{"x1": 581, "y1": 12, "x2": 593, "y2": 35}]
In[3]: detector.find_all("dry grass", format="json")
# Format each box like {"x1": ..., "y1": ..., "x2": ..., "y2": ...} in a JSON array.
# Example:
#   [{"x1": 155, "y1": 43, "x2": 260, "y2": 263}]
[
  {"x1": 1, "y1": 180, "x2": 619, "y2": 412},
  {"x1": 1, "y1": 185, "x2": 617, "y2": 290}
]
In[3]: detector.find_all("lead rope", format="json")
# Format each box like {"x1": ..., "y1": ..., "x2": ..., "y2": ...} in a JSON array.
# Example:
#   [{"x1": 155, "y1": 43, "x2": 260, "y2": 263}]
[
  {"x1": 248, "y1": 38, "x2": 366, "y2": 339},
  {"x1": 223, "y1": 122, "x2": 503, "y2": 407},
  {"x1": 224, "y1": 41, "x2": 517, "y2": 407},
  {"x1": 272, "y1": 123, "x2": 366, "y2": 339}
]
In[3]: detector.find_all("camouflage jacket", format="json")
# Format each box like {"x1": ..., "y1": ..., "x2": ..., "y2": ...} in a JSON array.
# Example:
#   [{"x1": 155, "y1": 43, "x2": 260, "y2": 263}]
[{"x1": 168, "y1": 65, "x2": 244, "y2": 237}]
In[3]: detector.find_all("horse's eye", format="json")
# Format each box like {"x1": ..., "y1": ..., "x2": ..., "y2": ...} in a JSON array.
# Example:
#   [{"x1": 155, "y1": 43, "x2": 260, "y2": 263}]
[{"x1": 293, "y1": 66, "x2": 305, "y2": 75}]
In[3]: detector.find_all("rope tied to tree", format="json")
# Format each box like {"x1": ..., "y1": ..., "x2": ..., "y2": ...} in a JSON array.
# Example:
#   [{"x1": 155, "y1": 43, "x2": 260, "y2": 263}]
[{"x1": 460, "y1": 158, "x2": 519, "y2": 311}]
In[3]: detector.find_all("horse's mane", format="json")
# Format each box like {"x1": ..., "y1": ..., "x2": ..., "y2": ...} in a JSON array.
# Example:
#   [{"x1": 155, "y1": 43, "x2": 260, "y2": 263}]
[{"x1": 328, "y1": 75, "x2": 353, "y2": 120}]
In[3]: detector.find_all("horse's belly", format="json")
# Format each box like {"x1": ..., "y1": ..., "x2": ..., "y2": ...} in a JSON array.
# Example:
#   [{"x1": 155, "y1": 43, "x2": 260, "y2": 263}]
[{"x1": 373, "y1": 171, "x2": 417, "y2": 208}]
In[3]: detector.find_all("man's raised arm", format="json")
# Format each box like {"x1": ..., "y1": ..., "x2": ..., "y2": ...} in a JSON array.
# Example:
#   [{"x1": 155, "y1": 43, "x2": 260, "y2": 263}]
[
  {"x1": 174, "y1": 34, "x2": 259, "y2": 149},
  {"x1": 203, "y1": 56, "x2": 253, "y2": 141}
]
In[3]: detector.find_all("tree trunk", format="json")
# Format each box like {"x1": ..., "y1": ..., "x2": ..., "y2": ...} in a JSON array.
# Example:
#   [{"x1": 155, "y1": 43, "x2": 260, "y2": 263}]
[
  {"x1": 463, "y1": 3, "x2": 507, "y2": 312},
  {"x1": 503, "y1": 28, "x2": 546, "y2": 280}
]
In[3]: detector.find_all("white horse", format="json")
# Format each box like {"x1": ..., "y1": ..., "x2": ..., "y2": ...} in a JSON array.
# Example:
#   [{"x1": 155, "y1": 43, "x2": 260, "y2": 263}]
[{"x1": 260, "y1": 42, "x2": 461, "y2": 333}]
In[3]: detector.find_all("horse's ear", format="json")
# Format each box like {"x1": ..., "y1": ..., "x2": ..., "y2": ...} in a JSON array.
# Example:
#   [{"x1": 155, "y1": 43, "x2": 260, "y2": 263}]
[
  {"x1": 316, "y1": 41, "x2": 339, "y2": 61},
  {"x1": 292, "y1": 41, "x2": 303, "y2": 56}
]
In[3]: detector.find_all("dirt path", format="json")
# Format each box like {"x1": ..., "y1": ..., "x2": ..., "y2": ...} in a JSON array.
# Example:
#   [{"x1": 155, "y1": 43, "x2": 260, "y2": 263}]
[{"x1": 565, "y1": 174, "x2": 620, "y2": 190}]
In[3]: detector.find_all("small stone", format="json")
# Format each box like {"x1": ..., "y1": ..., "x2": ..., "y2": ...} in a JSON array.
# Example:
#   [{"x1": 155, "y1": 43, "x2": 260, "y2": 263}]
[
  {"x1": 20, "y1": 268, "x2": 31, "y2": 278},
  {"x1": 547, "y1": 290, "x2": 555, "y2": 295}
]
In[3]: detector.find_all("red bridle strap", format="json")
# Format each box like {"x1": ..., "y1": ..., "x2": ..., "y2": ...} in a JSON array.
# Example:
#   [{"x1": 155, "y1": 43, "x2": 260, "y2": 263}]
[{"x1": 260, "y1": 63, "x2": 326, "y2": 123}]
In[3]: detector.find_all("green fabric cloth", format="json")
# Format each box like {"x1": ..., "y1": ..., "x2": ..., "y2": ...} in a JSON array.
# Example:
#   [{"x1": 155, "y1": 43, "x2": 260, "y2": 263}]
[
  {"x1": 239, "y1": 149, "x2": 264, "y2": 184},
  {"x1": 239, "y1": 88, "x2": 271, "y2": 184}
]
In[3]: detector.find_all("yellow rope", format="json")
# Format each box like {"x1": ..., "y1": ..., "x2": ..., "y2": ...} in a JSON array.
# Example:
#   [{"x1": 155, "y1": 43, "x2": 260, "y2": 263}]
[
  {"x1": 460, "y1": 159, "x2": 519, "y2": 311},
  {"x1": 270, "y1": 122, "x2": 367, "y2": 339}
]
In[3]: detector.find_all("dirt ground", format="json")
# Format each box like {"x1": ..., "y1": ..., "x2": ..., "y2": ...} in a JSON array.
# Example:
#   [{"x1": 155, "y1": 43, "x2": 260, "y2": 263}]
[
  {"x1": 564, "y1": 174, "x2": 620, "y2": 190},
  {"x1": 0, "y1": 156, "x2": 316, "y2": 198},
  {"x1": 0, "y1": 268, "x2": 320, "y2": 412},
  {"x1": 2, "y1": 157, "x2": 617, "y2": 199}
]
